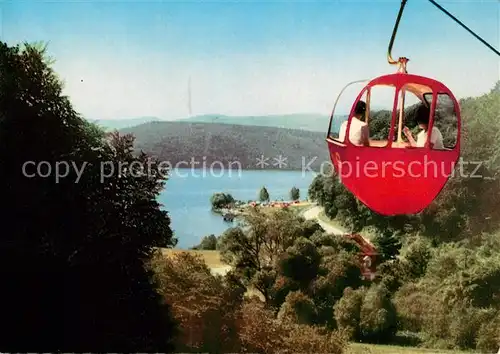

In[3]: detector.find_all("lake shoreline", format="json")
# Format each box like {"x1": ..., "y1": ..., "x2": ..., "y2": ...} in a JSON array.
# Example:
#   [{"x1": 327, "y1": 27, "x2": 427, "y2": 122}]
[
  {"x1": 159, "y1": 169, "x2": 316, "y2": 248},
  {"x1": 162, "y1": 168, "x2": 327, "y2": 180}
]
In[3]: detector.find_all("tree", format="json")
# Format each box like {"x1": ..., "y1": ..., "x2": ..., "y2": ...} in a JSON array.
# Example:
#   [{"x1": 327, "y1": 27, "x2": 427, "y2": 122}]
[
  {"x1": 0, "y1": 41, "x2": 177, "y2": 352},
  {"x1": 290, "y1": 186, "x2": 300, "y2": 201},
  {"x1": 219, "y1": 208, "x2": 366, "y2": 329},
  {"x1": 359, "y1": 284, "x2": 398, "y2": 343},
  {"x1": 310, "y1": 248, "x2": 364, "y2": 327},
  {"x1": 307, "y1": 174, "x2": 366, "y2": 231},
  {"x1": 259, "y1": 186, "x2": 270, "y2": 202},
  {"x1": 151, "y1": 251, "x2": 346, "y2": 354},
  {"x1": 210, "y1": 192, "x2": 235, "y2": 210},
  {"x1": 372, "y1": 230, "x2": 402, "y2": 264},
  {"x1": 476, "y1": 313, "x2": 500, "y2": 353},
  {"x1": 240, "y1": 299, "x2": 345, "y2": 354},
  {"x1": 308, "y1": 175, "x2": 326, "y2": 203},
  {"x1": 218, "y1": 209, "x2": 322, "y2": 303},
  {"x1": 374, "y1": 259, "x2": 406, "y2": 294},
  {"x1": 401, "y1": 237, "x2": 432, "y2": 280},
  {"x1": 391, "y1": 233, "x2": 500, "y2": 350},
  {"x1": 193, "y1": 234, "x2": 218, "y2": 250},
  {"x1": 219, "y1": 209, "x2": 291, "y2": 301},
  {"x1": 150, "y1": 252, "x2": 245, "y2": 352},
  {"x1": 277, "y1": 290, "x2": 318, "y2": 325},
  {"x1": 334, "y1": 287, "x2": 366, "y2": 340},
  {"x1": 278, "y1": 238, "x2": 321, "y2": 289},
  {"x1": 419, "y1": 84, "x2": 500, "y2": 243}
]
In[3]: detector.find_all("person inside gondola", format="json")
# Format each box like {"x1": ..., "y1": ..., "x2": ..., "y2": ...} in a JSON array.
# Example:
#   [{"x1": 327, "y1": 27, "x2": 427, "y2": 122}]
[
  {"x1": 403, "y1": 104, "x2": 444, "y2": 149},
  {"x1": 338, "y1": 100, "x2": 370, "y2": 146}
]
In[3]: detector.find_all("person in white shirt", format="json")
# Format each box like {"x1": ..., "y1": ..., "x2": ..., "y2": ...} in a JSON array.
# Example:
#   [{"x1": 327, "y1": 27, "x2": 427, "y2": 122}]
[
  {"x1": 338, "y1": 101, "x2": 370, "y2": 146},
  {"x1": 403, "y1": 104, "x2": 444, "y2": 149}
]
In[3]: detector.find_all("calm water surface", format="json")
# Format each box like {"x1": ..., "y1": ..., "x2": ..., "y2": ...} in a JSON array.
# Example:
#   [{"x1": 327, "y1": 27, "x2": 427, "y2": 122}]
[{"x1": 157, "y1": 168, "x2": 316, "y2": 248}]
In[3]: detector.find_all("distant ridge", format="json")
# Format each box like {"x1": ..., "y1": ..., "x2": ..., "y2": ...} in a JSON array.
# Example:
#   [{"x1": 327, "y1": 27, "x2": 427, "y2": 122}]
[
  {"x1": 87, "y1": 113, "x2": 347, "y2": 134},
  {"x1": 174, "y1": 113, "x2": 339, "y2": 133},
  {"x1": 89, "y1": 116, "x2": 160, "y2": 131},
  {"x1": 119, "y1": 120, "x2": 331, "y2": 171}
]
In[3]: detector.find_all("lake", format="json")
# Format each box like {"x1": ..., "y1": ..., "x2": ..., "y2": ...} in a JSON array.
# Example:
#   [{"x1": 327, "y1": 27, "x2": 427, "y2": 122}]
[{"x1": 157, "y1": 168, "x2": 316, "y2": 248}]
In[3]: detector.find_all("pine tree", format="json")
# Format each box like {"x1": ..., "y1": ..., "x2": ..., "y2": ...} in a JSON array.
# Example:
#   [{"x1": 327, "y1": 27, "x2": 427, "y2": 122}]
[
  {"x1": 259, "y1": 186, "x2": 270, "y2": 202},
  {"x1": 290, "y1": 186, "x2": 300, "y2": 201},
  {"x1": 373, "y1": 230, "x2": 402, "y2": 264}
]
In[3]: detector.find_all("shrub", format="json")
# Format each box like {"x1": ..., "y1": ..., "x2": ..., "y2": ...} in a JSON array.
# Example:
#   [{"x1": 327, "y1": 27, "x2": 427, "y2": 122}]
[
  {"x1": 476, "y1": 313, "x2": 500, "y2": 353},
  {"x1": 151, "y1": 252, "x2": 244, "y2": 352},
  {"x1": 277, "y1": 290, "x2": 318, "y2": 325},
  {"x1": 359, "y1": 284, "x2": 398, "y2": 343},
  {"x1": 334, "y1": 287, "x2": 366, "y2": 340},
  {"x1": 240, "y1": 299, "x2": 346, "y2": 354}
]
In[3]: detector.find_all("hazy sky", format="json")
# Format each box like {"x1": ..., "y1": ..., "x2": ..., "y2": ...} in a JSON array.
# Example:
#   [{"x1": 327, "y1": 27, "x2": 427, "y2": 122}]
[{"x1": 1, "y1": 0, "x2": 499, "y2": 120}]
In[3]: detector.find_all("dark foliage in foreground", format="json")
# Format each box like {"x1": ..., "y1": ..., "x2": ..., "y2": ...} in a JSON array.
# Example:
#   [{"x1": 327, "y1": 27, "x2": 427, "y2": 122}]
[{"x1": 0, "y1": 41, "x2": 177, "y2": 352}]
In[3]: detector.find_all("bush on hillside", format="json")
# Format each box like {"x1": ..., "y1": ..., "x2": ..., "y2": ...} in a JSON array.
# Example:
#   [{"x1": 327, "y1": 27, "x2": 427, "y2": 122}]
[
  {"x1": 334, "y1": 287, "x2": 366, "y2": 339},
  {"x1": 358, "y1": 284, "x2": 398, "y2": 343},
  {"x1": 277, "y1": 290, "x2": 318, "y2": 325},
  {"x1": 476, "y1": 313, "x2": 500, "y2": 353},
  {"x1": 309, "y1": 247, "x2": 365, "y2": 328},
  {"x1": 240, "y1": 299, "x2": 346, "y2": 354},
  {"x1": 150, "y1": 252, "x2": 245, "y2": 352},
  {"x1": 192, "y1": 234, "x2": 218, "y2": 250},
  {"x1": 399, "y1": 236, "x2": 432, "y2": 280},
  {"x1": 278, "y1": 237, "x2": 322, "y2": 289},
  {"x1": 391, "y1": 231, "x2": 500, "y2": 350}
]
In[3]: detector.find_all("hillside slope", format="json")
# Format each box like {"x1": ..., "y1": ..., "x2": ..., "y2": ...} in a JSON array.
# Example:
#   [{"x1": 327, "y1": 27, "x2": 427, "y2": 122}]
[
  {"x1": 120, "y1": 121, "x2": 331, "y2": 171},
  {"x1": 91, "y1": 116, "x2": 160, "y2": 130}
]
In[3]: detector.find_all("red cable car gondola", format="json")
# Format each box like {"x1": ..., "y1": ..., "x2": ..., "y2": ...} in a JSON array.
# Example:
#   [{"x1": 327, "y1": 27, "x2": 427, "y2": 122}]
[
  {"x1": 326, "y1": 0, "x2": 499, "y2": 216},
  {"x1": 326, "y1": 69, "x2": 461, "y2": 216},
  {"x1": 326, "y1": 0, "x2": 478, "y2": 216}
]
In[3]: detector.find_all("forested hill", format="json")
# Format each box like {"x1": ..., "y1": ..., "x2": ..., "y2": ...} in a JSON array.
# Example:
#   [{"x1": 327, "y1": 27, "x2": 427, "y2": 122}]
[
  {"x1": 119, "y1": 121, "x2": 330, "y2": 170},
  {"x1": 91, "y1": 116, "x2": 160, "y2": 130},
  {"x1": 175, "y1": 113, "x2": 334, "y2": 132}
]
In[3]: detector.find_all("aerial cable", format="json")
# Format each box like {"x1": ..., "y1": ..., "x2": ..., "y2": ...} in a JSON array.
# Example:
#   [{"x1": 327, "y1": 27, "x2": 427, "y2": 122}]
[
  {"x1": 427, "y1": 0, "x2": 500, "y2": 57},
  {"x1": 388, "y1": 0, "x2": 500, "y2": 66}
]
